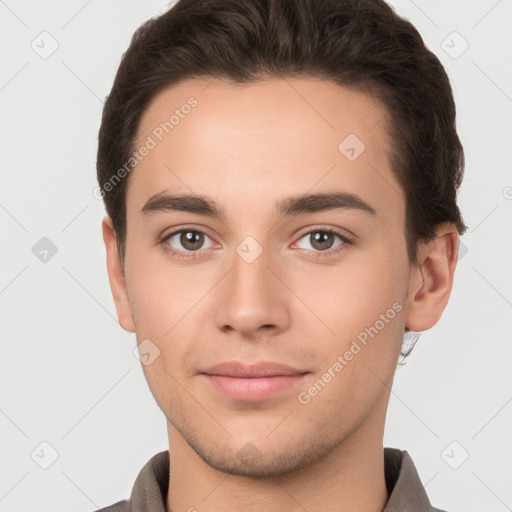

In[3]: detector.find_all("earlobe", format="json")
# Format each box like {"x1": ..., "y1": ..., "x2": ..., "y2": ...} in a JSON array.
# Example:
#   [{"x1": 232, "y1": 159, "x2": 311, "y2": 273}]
[
  {"x1": 405, "y1": 223, "x2": 460, "y2": 333},
  {"x1": 101, "y1": 216, "x2": 136, "y2": 333}
]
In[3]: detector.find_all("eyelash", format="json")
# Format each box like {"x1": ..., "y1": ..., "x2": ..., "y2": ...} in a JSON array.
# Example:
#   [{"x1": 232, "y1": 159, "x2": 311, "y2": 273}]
[{"x1": 158, "y1": 225, "x2": 353, "y2": 260}]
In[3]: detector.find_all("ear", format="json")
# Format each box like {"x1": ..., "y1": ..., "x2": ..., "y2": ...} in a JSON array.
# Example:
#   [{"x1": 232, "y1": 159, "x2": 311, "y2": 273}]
[
  {"x1": 102, "y1": 216, "x2": 135, "y2": 333},
  {"x1": 405, "y1": 223, "x2": 460, "y2": 332}
]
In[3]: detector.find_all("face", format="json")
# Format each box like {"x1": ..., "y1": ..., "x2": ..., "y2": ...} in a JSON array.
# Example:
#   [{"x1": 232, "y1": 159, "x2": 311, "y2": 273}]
[{"x1": 103, "y1": 77, "x2": 452, "y2": 477}]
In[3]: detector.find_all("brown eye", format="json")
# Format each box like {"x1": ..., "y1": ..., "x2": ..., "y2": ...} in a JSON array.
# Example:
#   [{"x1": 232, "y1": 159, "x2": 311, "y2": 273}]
[
  {"x1": 180, "y1": 231, "x2": 205, "y2": 250},
  {"x1": 309, "y1": 231, "x2": 336, "y2": 251},
  {"x1": 164, "y1": 229, "x2": 215, "y2": 255},
  {"x1": 295, "y1": 229, "x2": 348, "y2": 254}
]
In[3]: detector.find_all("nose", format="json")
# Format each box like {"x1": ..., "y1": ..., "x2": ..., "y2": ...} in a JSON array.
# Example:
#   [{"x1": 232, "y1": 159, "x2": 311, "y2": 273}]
[{"x1": 213, "y1": 242, "x2": 290, "y2": 338}]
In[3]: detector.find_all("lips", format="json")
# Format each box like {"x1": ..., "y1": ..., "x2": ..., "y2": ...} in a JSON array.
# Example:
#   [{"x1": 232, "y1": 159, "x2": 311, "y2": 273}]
[
  {"x1": 200, "y1": 361, "x2": 309, "y2": 401},
  {"x1": 202, "y1": 361, "x2": 308, "y2": 378}
]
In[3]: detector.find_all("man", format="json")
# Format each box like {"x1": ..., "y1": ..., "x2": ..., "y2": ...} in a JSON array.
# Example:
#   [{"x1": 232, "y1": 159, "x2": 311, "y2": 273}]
[{"x1": 95, "y1": 0, "x2": 466, "y2": 510}]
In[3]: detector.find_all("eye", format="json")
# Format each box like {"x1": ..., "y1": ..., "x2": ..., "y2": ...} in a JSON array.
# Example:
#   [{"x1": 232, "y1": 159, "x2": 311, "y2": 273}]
[
  {"x1": 294, "y1": 228, "x2": 351, "y2": 256},
  {"x1": 159, "y1": 226, "x2": 352, "y2": 260},
  {"x1": 161, "y1": 229, "x2": 216, "y2": 258}
]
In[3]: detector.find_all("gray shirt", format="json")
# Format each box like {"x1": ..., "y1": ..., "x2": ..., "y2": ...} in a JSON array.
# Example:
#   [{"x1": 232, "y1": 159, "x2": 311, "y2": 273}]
[{"x1": 94, "y1": 447, "x2": 448, "y2": 512}]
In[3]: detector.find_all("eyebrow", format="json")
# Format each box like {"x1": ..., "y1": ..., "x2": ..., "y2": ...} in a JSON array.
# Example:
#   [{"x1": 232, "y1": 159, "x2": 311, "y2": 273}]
[{"x1": 140, "y1": 190, "x2": 377, "y2": 220}]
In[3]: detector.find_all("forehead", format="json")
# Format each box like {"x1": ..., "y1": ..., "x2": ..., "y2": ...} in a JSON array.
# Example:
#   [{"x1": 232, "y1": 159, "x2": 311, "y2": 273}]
[{"x1": 128, "y1": 77, "x2": 402, "y2": 223}]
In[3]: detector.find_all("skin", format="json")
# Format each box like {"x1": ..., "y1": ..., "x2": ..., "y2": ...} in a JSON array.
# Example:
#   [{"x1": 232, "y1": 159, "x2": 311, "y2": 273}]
[{"x1": 102, "y1": 77, "x2": 459, "y2": 512}]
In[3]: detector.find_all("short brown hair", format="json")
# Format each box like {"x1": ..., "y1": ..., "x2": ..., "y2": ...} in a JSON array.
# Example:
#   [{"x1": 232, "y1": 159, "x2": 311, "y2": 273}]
[{"x1": 97, "y1": 0, "x2": 466, "y2": 268}]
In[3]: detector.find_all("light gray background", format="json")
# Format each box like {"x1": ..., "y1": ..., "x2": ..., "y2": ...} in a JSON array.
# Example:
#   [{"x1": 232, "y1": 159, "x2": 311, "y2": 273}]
[{"x1": 1, "y1": 0, "x2": 511, "y2": 511}]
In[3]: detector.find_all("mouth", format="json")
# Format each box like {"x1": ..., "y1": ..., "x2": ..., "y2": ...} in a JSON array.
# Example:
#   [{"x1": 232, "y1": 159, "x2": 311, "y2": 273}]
[{"x1": 200, "y1": 361, "x2": 310, "y2": 401}]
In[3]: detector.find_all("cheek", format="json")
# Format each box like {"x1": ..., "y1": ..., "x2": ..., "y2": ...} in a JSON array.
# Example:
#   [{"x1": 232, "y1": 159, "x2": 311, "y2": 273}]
[
  {"x1": 303, "y1": 257, "x2": 406, "y2": 417},
  {"x1": 125, "y1": 244, "x2": 210, "y2": 385},
  {"x1": 296, "y1": 247, "x2": 407, "y2": 342},
  {"x1": 340, "y1": 255, "x2": 408, "y2": 378},
  {"x1": 125, "y1": 242, "x2": 208, "y2": 334}
]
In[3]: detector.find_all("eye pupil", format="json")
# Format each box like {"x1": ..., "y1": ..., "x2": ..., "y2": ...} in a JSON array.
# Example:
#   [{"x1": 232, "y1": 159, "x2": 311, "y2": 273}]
[
  {"x1": 311, "y1": 231, "x2": 334, "y2": 251},
  {"x1": 181, "y1": 231, "x2": 204, "y2": 250}
]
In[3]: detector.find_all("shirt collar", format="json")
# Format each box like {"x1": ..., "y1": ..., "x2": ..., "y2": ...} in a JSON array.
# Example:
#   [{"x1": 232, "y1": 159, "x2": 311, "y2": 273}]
[
  {"x1": 127, "y1": 447, "x2": 442, "y2": 512},
  {"x1": 382, "y1": 447, "x2": 443, "y2": 511}
]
